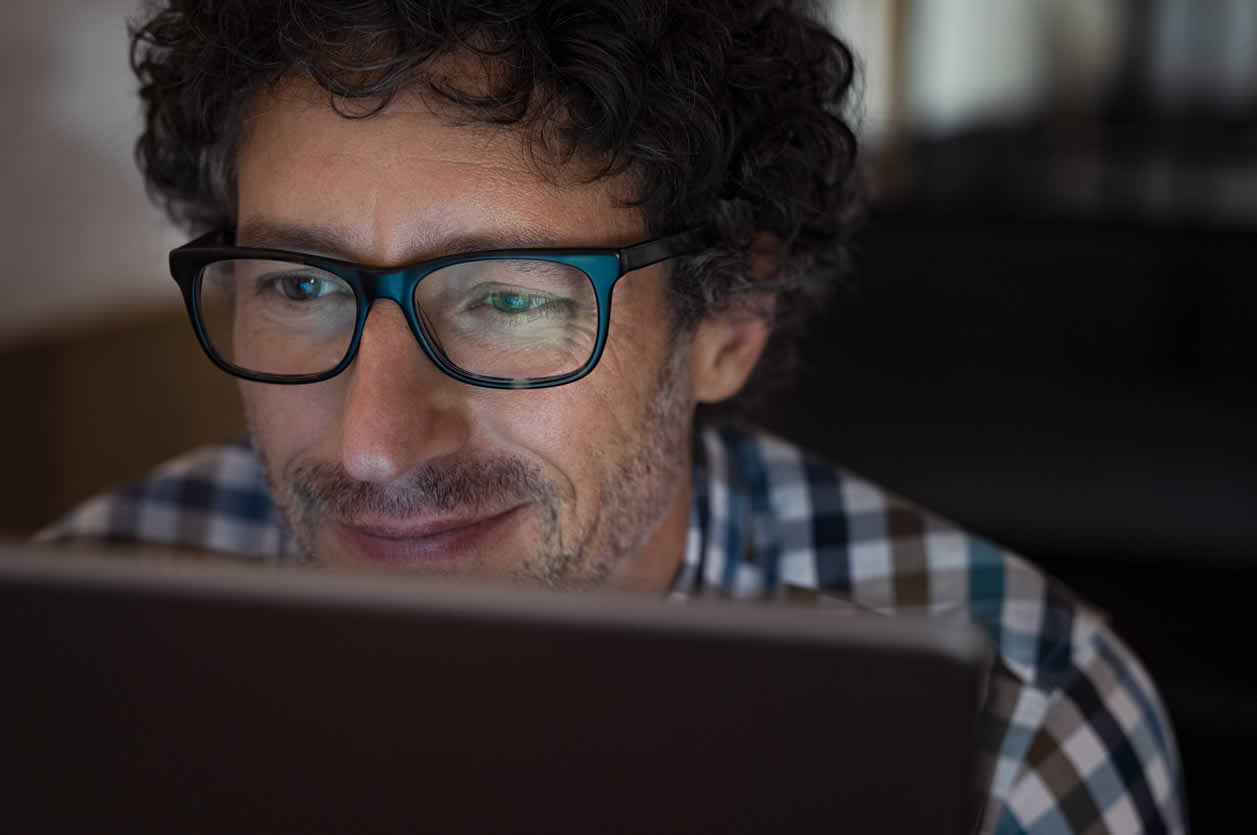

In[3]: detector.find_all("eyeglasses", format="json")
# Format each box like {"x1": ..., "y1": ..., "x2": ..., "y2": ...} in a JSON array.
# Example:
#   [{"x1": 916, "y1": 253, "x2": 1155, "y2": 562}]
[{"x1": 169, "y1": 228, "x2": 707, "y2": 389}]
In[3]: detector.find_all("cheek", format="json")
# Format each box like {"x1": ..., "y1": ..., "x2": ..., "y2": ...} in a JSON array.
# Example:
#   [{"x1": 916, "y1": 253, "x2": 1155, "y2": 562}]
[
  {"x1": 239, "y1": 379, "x2": 344, "y2": 464},
  {"x1": 596, "y1": 271, "x2": 677, "y2": 400},
  {"x1": 473, "y1": 365, "x2": 643, "y2": 507},
  {"x1": 477, "y1": 387, "x2": 594, "y2": 477}
]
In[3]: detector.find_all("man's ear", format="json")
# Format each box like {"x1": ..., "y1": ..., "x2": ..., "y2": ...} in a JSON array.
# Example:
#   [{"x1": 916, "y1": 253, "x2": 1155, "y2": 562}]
[
  {"x1": 689, "y1": 231, "x2": 780, "y2": 404},
  {"x1": 689, "y1": 295, "x2": 775, "y2": 403}
]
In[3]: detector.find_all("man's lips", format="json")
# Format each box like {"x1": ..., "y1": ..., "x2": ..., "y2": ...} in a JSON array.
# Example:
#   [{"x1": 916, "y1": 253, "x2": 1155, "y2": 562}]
[{"x1": 327, "y1": 505, "x2": 527, "y2": 565}]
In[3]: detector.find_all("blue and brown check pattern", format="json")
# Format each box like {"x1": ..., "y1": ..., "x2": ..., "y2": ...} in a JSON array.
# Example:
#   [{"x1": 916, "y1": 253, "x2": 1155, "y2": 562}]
[{"x1": 38, "y1": 423, "x2": 1186, "y2": 833}]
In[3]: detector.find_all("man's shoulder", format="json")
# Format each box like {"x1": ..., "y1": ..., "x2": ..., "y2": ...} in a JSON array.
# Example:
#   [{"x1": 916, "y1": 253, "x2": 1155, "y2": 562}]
[
  {"x1": 697, "y1": 423, "x2": 1111, "y2": 679},
  {"x1": 693, "y1": 423, "x2": 1186, "y2": 833},
  {"x1": 35, "y1": 439, "x2": 293, "y2": 560}
]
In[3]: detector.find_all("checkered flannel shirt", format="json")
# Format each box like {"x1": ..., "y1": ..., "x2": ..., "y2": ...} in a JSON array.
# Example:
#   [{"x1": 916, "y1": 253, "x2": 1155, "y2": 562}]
[{"x1": 39, "y1": 423, "x2": 1186, "y2": 834}]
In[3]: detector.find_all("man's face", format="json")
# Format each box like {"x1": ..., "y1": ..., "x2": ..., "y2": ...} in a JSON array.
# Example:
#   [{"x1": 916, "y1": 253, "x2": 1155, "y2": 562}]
[{"x1": 234, "y1": 78, "x2": 700, "y2": 589}]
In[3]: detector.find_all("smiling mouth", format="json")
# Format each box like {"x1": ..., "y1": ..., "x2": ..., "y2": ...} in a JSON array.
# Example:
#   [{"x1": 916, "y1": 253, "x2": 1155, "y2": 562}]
[{"x1": 328, "y1": 505, "x2": 527, "y2": 566}]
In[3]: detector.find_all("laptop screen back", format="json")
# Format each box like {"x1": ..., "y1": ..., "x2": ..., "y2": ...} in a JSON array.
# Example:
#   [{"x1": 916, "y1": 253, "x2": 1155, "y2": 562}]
[{"x1": 1, "y1": 547, "x2": 992, "y2": 834}]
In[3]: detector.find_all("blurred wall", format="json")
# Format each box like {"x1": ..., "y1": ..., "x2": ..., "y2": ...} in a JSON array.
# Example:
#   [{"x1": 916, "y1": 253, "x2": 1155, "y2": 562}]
[
  {"x1": 0, "y1": 0, "x2": 243, "y2": 535},
  {"x1": 0, "y1": 310, "x2": 243, "y2": 534},
  {"x1": 0, "y1": 0, "x2": 183, "y2": 347}
]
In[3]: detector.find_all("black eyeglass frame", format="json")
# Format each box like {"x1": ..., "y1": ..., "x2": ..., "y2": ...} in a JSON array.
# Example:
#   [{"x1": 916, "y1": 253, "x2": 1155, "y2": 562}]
[{"x1": 169, "y1": 227, "x2": 708, "y2": 389}]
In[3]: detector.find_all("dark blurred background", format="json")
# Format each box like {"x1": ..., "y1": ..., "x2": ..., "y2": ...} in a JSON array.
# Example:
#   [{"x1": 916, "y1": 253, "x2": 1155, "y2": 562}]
[
  {"x1": 1, "y1": 1, "x2": 1253, "y2": 830},
  {"x1": 749, "y1": 2, "x2": 1256, "y2": 830}
]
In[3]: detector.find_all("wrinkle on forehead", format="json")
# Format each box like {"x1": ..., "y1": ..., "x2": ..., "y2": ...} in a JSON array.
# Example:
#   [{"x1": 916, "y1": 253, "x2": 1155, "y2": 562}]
[{"x1": 242, "y1": 71, "x2": 621, "y2": 192}]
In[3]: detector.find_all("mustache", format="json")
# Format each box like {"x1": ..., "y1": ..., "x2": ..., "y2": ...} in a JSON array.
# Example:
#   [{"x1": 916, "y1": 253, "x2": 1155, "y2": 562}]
[{"x1": 289, "y1": 456, "x2": 555, "y2": 521}]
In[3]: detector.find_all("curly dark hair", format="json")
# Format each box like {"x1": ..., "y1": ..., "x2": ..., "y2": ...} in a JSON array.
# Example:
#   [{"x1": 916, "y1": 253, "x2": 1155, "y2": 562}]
[{"x1": 131, "y1": 0, "x2": 858, "y2": 405}]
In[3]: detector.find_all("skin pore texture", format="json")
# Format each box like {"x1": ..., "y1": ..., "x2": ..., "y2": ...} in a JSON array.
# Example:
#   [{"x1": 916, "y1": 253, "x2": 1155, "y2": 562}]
[{"x1": 237, "y1": 76, "x2": 770, "y2": 592}]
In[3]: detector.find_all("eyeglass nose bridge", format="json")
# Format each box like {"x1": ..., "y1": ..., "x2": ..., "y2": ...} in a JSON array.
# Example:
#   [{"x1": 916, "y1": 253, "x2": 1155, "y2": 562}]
[
  {"x1": 354, "y1": 266, "x2": 444, "y2": 339},
  {"x1": 355, "y1": 267, "x2": 430, "y2": 307},
  {"x1": 349, "y1": 266, "x2": 452, "y2": 367}
]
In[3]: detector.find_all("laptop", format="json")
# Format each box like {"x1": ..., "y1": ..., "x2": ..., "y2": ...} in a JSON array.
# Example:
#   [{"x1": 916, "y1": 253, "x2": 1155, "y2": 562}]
[{"x1": 0, "y1": 544, "x2": 993, "y2": 834}]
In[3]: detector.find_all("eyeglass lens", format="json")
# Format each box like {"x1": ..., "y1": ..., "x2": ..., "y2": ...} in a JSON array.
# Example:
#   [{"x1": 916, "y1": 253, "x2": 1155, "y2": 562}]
[{"x1": 196, "y1": 258, "x2": 600, "y2": 381}]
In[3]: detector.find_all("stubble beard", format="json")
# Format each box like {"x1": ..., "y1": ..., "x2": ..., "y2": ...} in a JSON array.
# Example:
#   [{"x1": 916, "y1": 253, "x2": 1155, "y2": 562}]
[
  {"x1": 513, "y1": 332, "x2": 694, "y2": 588},
  {"x1": 249, "y1": 333, "x2": 695, "y2": 590}
]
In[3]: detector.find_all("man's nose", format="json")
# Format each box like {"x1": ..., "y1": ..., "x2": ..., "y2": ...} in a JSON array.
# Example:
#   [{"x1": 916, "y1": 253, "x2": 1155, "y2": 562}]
[{"x1": 339, "y1": 301, "x2": 472, "y2": 485}]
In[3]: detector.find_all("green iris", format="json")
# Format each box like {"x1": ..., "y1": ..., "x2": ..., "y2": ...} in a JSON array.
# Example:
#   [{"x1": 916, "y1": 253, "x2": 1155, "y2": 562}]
[
  {"x1": 276, "y1": 274, "x2": 343, "y2": 301},
  {"x1": 489, "y1": 292, "x2": 542, "y2": 314}
]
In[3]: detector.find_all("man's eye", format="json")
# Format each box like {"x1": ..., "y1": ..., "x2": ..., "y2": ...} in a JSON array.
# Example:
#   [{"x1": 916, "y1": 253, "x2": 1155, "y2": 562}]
[
  {"x1": 266, "y1": 274, "x2": 344, "y2": 301},
  {"x1": 488, "y1": 292, "x2": 550, "y2": 314}
]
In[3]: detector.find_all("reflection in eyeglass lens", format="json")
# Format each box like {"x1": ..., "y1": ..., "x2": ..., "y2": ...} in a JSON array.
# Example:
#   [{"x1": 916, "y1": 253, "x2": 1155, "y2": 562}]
[{"x1": 416, "y1": 259, "x2": 598, "y2": 380}]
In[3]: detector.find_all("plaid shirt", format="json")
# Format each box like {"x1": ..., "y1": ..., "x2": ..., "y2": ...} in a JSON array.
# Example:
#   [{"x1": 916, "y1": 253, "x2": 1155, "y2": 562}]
[{"x1": 39, "y1": 423, "x2": 1186, "y2": 834}]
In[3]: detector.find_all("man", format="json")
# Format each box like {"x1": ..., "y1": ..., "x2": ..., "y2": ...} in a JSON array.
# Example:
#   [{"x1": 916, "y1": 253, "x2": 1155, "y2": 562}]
[{"x1": 41, "y1": 1, "x2": 1185, "y2": 831}]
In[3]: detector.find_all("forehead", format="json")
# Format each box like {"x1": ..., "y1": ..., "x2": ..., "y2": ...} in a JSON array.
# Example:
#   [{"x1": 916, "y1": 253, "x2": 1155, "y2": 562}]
[{"x1": 235, "y1": 76, "x2": 645, "y2": 264}]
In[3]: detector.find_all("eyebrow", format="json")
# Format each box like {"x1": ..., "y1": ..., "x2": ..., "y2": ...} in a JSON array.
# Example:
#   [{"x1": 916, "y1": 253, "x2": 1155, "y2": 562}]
[{"x1": 235, "y1": 219, "x2": 574, "y2": 262}]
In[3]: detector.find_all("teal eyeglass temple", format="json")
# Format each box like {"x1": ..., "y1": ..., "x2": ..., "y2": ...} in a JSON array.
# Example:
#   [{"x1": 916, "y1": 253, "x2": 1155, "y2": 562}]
[{"x1": 169, "y1": 226, "x2": 710, "y2": 390}]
